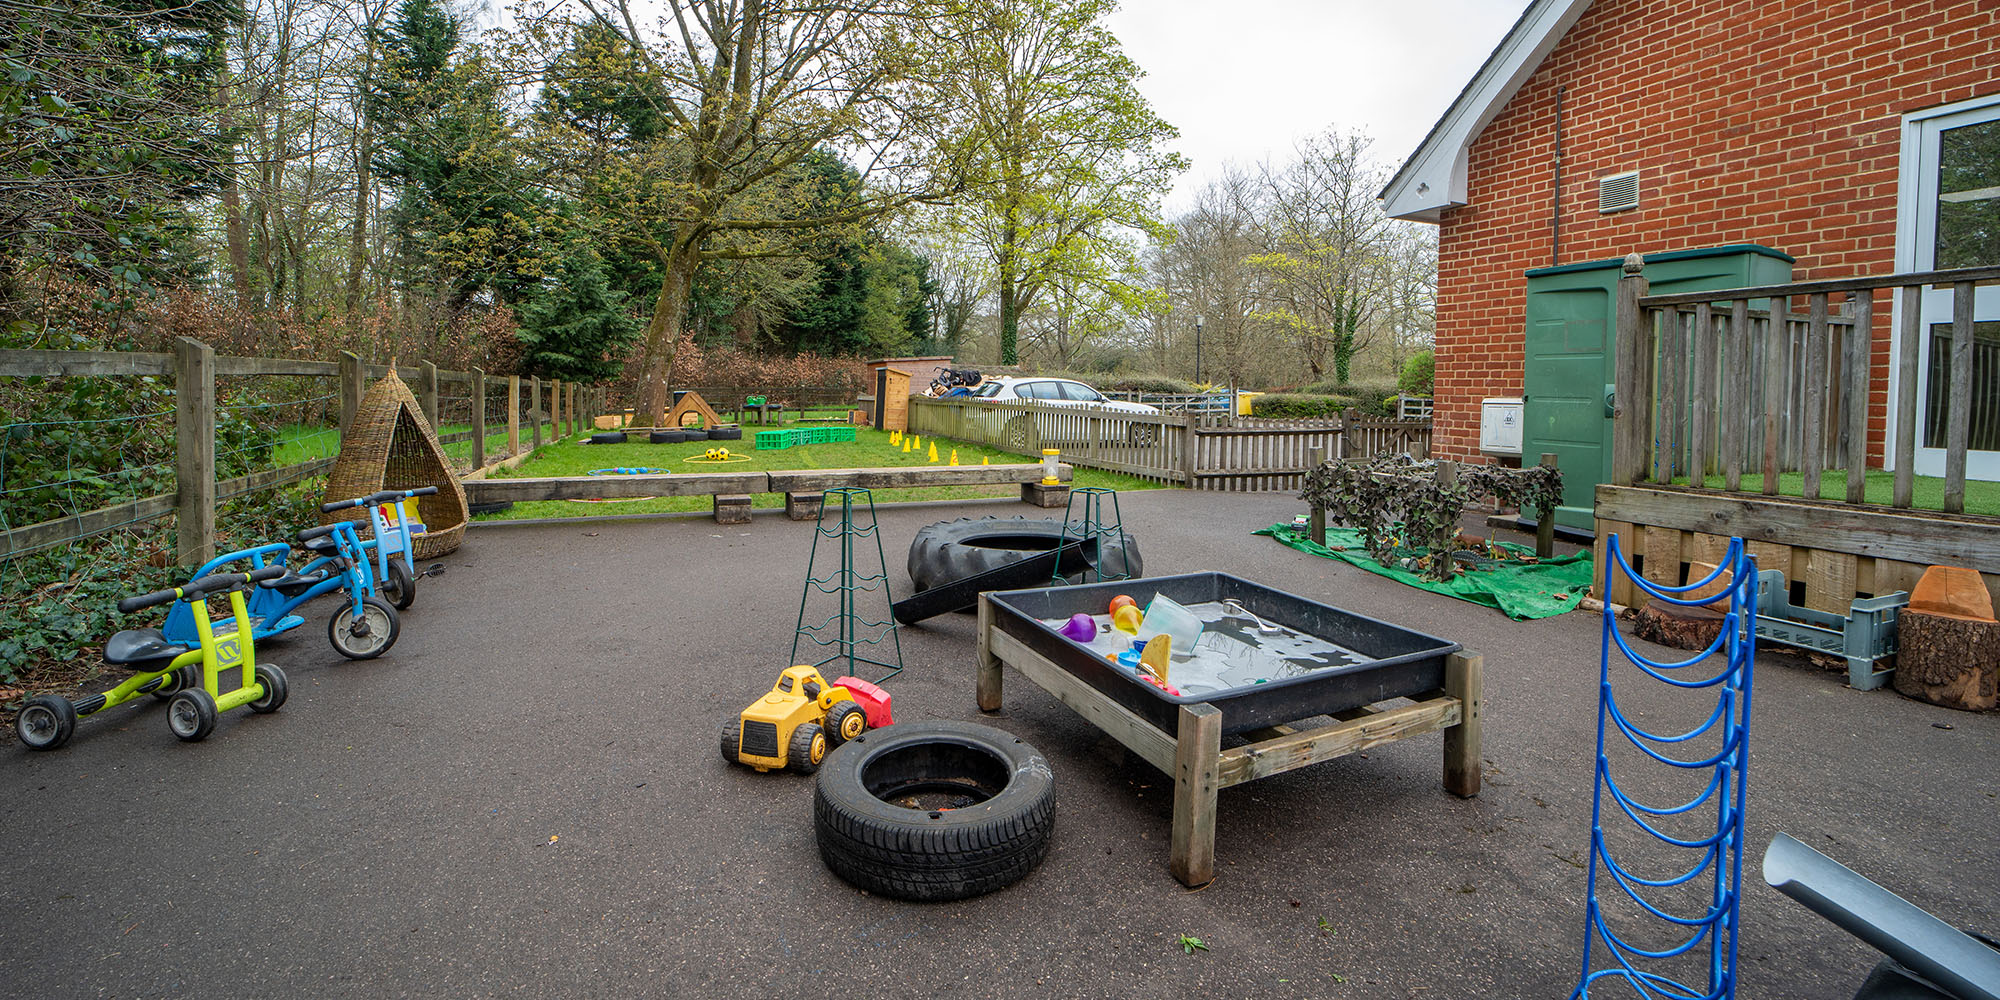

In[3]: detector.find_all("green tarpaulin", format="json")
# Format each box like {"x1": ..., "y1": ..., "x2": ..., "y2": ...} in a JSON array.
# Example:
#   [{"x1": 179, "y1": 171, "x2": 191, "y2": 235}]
[{"x1": 1255, "y1": 523, "x2": 1595, "y2": 621}]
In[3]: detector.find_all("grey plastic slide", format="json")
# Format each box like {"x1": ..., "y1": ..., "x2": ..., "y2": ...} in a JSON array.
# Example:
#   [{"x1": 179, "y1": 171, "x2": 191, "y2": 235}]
[{"x1": 1764, "y1": 832, "x2": 2000, "y2": 1000}]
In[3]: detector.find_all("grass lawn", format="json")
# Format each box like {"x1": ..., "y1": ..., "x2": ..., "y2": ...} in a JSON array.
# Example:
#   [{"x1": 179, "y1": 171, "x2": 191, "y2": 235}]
[
  {"x1": 1666, "y1": 468, "x2": 2000, "y2": 517},
  {"x1": 473, "y1": 426, "x2": 1168, "y2": 520},
  {"x1": 273, "y1": 422, "x2": 519, "y2": 472}
]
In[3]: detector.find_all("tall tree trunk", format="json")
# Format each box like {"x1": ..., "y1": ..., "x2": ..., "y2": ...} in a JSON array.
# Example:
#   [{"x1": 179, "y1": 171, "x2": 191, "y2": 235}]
[
  {"x1": 633, "y1": 240, "x2": 700, "y2": 426},
  {"x1": 345, "y1": 9, "x2": 379, "y2": 328}
]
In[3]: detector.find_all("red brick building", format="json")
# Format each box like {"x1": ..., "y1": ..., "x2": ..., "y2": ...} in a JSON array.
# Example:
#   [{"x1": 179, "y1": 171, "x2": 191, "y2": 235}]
[{"x1": 1384, "y1": 0, "x2": 1999, "y2": 492}]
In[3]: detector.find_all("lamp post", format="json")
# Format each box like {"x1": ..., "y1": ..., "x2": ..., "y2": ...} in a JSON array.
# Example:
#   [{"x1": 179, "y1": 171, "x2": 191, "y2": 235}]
[{"x1": 1194, "y1": 315, "x2": 1204, "y2": 384}]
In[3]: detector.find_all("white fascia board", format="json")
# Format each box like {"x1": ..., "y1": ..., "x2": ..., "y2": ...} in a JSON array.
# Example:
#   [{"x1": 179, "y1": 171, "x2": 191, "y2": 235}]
[{"x1": 1380, "y1": 0, "x2": 1596, "y2": 223}]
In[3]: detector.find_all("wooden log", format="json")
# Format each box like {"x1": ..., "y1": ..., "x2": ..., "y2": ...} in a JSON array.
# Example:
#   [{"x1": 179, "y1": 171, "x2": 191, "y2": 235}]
[
  {"x1": 1170, "y1": 702, "x2": 1223, "y2": 887},
  {"x1": 1443, "y1": 649, "x2": 1482, "y2": 798},
  {"x1": 464, "y1": 472, "x2": 767, "y2": 502},
  {"x1": 1632, "y1": 599, "x2": 1727, "y2": 651},
  {"x1": 1891, "y1": 612, "x2": 2000, "y2": 711},
  {"x1": 766, "y1": 464, "x2": 1062, "y2": 492}
]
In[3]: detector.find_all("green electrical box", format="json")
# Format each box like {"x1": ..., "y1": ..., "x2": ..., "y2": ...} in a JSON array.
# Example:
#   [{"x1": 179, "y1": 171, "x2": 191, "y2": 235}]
[{"x1": 1521, "y1": 244, "x2": 1794, "y2": 531}]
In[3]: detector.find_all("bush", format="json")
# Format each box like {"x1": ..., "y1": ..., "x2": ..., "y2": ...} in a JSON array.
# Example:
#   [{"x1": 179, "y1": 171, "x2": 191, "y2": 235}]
[
  {"x1": 1251, "y1": 393, "x2": 1358, "y2": 419},
  {"x1": 1398, "y1": 350, "x2": 1435, "y2": 397},
  {"x1": 1107, "y1": 374, "x2": 1200, "y2": 394}
]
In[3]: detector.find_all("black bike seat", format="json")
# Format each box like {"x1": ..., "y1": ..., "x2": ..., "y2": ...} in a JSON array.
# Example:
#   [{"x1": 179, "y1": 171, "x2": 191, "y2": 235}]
[
  {"x1": 105, "y1": 628, "x2": 190, "y2": 668},
  {"x1": 301, "y1": 534, "x2": 340, "y2": 555},
  {"x1": 270, "y1": 571, "x2": 329, "y2": 598}
]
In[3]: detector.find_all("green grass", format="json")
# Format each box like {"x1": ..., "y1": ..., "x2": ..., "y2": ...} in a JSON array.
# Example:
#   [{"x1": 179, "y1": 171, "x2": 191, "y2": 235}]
[
  {"x1": 273, "y1": 422, "x2": 522, "y2": 472},
  {"x1": 473, "y1": 426, "x2": 1167, "y2": 520},
  {"x1": 1666, "y1": 468, "x2": 2000, "y2": 516}
]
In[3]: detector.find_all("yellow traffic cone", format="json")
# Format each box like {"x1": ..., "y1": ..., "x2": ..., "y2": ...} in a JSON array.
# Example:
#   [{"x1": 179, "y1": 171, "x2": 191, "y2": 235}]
[
  {"x1": 890, "y1": 430, "x2": 901, "y2": 446},
  {"x1": 981, "y1": 456, "x2": 989, "y2": 465},
  {"x1": 928, "y1": 441, "x2": 939, "y2": 463},
  {"x1": 912, "y1": 434, "x2": 921, "y2": 451},
  {"x1": 901, "y1": 438, "x2": 911, "y2": 453},
  {"x1": 950, "y1": 449, "x2": 959, "y2": 466}
]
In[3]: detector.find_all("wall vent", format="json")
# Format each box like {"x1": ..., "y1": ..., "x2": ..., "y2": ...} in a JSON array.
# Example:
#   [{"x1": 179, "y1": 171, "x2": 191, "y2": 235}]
[{"x1": 1599, "y1": 171, "x2": 1639, "y2": 213}]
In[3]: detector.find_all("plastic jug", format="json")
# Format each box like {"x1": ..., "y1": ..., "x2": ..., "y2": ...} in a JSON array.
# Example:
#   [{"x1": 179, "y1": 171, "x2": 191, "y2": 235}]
[{"x1": 1136, "y1": 594, "x2": 1201, "y2": 652}]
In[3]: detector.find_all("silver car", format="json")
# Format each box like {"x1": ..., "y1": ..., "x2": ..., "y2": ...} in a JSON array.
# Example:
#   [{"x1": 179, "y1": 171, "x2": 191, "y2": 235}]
[{"x1": 969, "y1": 377, "x2": 1163, "y2": 449}]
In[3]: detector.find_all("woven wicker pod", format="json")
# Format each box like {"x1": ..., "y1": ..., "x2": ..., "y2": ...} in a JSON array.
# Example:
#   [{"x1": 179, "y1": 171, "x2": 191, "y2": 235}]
[{"x1": 321, "y1": 369, "x2": 469, "y2": 558}]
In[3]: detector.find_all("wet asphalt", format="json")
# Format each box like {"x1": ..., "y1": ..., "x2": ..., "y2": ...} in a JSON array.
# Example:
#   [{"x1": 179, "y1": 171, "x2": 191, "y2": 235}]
[{"x1": 1, "y1": 489, "x2": 1994, "y2": 999}]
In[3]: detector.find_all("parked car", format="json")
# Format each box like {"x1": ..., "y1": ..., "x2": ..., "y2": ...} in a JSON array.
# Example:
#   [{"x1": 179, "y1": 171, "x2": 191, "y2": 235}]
[{"x1": 967, "y1": 377, "x2": 1162, "y2": 450}]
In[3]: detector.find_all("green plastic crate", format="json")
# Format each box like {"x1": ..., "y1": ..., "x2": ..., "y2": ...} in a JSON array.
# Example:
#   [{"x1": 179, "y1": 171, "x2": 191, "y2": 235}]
[{"x1": 756, "y1": 430, "x2": 791, "y2": 450}]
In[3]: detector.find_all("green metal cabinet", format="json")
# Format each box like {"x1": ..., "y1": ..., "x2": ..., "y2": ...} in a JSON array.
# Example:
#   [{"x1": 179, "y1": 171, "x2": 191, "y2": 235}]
[{"x1": 1521, "y1": 244, "x2": 1795, "y2": 530}]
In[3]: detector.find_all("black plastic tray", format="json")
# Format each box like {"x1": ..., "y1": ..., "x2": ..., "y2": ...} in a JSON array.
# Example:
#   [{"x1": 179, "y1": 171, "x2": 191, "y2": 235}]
[{"x1": 986, "y1": 572, "x2": 1460, "y2": 737}]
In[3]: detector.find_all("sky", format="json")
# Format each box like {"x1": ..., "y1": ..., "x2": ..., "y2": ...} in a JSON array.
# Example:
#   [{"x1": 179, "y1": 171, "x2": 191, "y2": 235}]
[{"x1": 1102, "y1": 0, "x2": 1534, "y2": 210}]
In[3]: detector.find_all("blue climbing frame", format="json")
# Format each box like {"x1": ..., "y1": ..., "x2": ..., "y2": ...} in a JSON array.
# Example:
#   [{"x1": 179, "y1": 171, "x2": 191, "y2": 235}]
[{"x1": 1571, "y1": 533, "x2": 1758, "y2": 1000}]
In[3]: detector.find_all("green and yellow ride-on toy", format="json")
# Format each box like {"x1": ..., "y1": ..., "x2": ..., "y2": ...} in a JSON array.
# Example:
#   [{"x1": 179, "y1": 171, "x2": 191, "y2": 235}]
[{"x1": 720, "y1": 666, "x2": 869, "y2": 775}]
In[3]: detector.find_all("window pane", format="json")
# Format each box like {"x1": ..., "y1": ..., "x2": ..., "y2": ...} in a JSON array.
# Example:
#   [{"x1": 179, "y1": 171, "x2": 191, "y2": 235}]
[
  {"x1": 1062, "y1": 382, "x2": 1103, "y2": 402},
  {"x1": 1922, "y1": 321, "x2": 2000, "y2": 451},
  {"x1": 1936, "y1": 118, "x2": 2000, "y2": 269}
]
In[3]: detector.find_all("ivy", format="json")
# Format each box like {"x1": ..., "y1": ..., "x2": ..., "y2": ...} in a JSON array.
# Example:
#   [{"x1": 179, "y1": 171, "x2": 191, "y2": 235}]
[{"x1": 1299, "y1": 455, "x2": 1564, "y2": 582}]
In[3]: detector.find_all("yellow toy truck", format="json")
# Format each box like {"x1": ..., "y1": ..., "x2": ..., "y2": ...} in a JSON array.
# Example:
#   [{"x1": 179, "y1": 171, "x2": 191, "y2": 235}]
[{"x1": 720, "y1": 665, "x2": 870, "y2": 774}]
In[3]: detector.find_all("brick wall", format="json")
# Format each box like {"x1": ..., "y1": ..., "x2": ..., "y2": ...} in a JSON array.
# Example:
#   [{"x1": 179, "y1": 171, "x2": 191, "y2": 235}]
[{"x1": 1434, "y1": 0, "x2": 2000, "y2": 464}]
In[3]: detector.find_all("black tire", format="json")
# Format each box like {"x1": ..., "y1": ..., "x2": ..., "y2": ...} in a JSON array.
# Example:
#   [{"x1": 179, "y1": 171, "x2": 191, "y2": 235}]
[
  {"x1": 328, "y1": 597, "x2": 400, "y2": 660},
  {"x1": 167, "y1": 689, "x2": 219, "y2": 742},
  {"x1": 707, "y1": 427, "x2": 742, "y2": 441},
  {"x1": 468, "y1": 500, "x2": 514, "y2": 516},
  {"x1": 812, "y1": 721, "x2": 1055, "y2": 902},
  {"x1": 588, "y1": 432, "x2": 627, "y2": 445},
  {"x1": 382, "y1": 558, "x2": 416, "y2": 611},
  {"x1": 1003, "y1": 416, "x2": 1037, "y2": 454},
  {"x1": 680, "y1": 428, "x2": 709, "y2": 442},
  {"x1": 906, "y1": 516, "x2": 1142, "y2": 593},
  {"x1": 720, "y1": 716, "x2": 742, "y2": 764},
  {"x1": 788, "y1": 722, "x2": 827, "y2": 775},
  {"x1": 826, "y1": 701, "x2": 867, "y2": 746},
  {"x1": 16, "y1": 694, "x2": 76, "y2": 751},
  {"x1": 149, "y1": 665, "x2": 193, "y2": 701},
  {"x1": 248, "y1": 664, "x2": 288, "y2": 713},
  {"x1": 650, "y1": 430, "x2": 686, "y2": 444}
]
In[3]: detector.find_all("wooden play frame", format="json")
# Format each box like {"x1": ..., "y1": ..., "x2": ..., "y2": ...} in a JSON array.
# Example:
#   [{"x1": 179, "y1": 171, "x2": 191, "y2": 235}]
[
  {"x1": 976, "y1": 597, "x2": 1482, "y2": 887},
  {"x1": 665, "y1": 390, "x2": 725, "y2": 430}
]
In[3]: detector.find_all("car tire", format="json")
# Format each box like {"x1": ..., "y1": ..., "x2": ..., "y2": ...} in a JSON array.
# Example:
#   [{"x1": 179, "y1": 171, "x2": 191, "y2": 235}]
[
  {"x1": 468, "y1": 500, "x2": 515, "y2": 516},
  {"x1": 812, "y1": 721, "x2": 1055, "y2": 902},
  {"x1": 650, "y1": 430, "x2": 686, "y2": 444},
  {"x1": 588, "y1": 432, "x2": 627, "y2": 445},
  {"x1": 680, "y1": 429, "x2": 709, "y2": 442},
  {"x1": 707, "y1": 427, "x2": 742, "y2": 441},
  {"x1": 906, "y1": 516, "x2": 1141, "y2": 593}
]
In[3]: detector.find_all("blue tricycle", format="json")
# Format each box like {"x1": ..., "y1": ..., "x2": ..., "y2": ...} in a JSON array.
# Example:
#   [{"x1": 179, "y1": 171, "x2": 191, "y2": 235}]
[{"x1": 165, "y1": 506, "x2": 402, "y2": 660}]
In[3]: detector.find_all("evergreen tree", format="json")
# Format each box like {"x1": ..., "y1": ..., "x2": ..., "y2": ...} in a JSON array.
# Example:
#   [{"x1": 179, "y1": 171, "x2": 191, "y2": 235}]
[{"x1": 514, "y1": 247, "x2": 639, "y2": 383}]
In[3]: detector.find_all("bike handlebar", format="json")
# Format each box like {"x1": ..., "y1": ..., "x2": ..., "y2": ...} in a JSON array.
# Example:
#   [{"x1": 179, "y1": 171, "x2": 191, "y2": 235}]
[
  {"x1": 117, "y1": 566, "x2": 284, "y2": 613},
  {"x1": 296, "y1": 524, "x2": 340, "y2": 543},
  {"x1": 322, "y1": 486, "x2": 441, "y2": 513}
]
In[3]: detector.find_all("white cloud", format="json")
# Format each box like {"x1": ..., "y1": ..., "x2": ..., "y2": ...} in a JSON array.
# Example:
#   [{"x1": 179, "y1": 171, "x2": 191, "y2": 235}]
[{"x1": 1105, "y1": 0, "x2": 1532, "y2": 208}]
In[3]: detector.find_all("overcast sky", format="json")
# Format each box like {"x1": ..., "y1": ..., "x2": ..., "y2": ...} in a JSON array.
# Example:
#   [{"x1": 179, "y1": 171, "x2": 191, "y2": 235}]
[{"x1": 1103, "y1": 0, "x2": 1533, "y2": 209}]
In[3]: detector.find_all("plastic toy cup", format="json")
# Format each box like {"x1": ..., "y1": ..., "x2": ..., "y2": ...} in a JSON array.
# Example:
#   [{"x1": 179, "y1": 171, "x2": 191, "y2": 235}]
[
  {"x1": 1112, "y1": 605, "x2": 1142, "y2": 634},
  {"x1": 1108, "y1": 594, "x2": 1137, "y2": 615},
  {"x1": 1041, "y1": 448, "x2": 1061, "y2": 485},
  {"x1": 1136, "y1": 594, "x2": 1202, "y2": 651},
  {"x1": 1059, "y1": 613, "x2": 1098, "y2": 642}
]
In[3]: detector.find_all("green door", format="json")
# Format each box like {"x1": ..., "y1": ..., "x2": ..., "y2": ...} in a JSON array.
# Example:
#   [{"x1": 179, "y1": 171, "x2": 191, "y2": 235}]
[{"x1": 1523, "y1": 245, "x2": 1795, "y2": 530}]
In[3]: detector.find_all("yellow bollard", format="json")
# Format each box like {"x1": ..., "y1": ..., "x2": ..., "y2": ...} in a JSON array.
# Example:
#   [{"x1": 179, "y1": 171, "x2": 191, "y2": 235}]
[
  {"x1": 928, "y1": 441, "x2": 939, "y2": 463},
  {"x1": 982, "y1": 456, "x2": 989, "y2": 465}
]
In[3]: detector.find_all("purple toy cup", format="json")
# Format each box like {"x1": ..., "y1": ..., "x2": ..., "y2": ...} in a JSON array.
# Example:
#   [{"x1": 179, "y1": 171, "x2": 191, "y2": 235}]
[{"x1": 1059, "y1": 613, "x2": 1098, "y2": 642}]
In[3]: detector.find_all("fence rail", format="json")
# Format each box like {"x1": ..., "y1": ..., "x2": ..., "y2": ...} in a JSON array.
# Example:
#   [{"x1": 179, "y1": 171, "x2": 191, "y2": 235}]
[
  {"x1": 907, "y1": 397, "x2": 1430, "y2": 491},
  {"x1": 1, "y1": 342, "x2": 600, "y2": 564},
  {"x1": 1612, "y1": 257, "x2": 2000, "y2": 514}
]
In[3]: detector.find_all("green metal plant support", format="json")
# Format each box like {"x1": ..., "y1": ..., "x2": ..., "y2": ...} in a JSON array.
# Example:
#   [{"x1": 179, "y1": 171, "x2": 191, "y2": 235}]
[
  {"x1": 791, "y1": 487, "x2": 904, "y2": 683},
  {"x1": 1054, "y1": 487, "x2": 1136, "y2": 584}
]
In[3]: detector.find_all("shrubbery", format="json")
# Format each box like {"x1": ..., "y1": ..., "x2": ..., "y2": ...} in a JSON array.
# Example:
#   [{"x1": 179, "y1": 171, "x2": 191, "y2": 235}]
[{"x1": 1398, "y1": 350, "x2": 1434, "y2": 397}]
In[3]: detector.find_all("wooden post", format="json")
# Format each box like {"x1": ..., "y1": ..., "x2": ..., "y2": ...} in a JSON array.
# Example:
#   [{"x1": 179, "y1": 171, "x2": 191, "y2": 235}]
[
  {"x1": 976, "y1": 596, "x2": 1003, "y2": 713},
  {"x1": 174, "y1": 337, "x2": 216, "y2": 567},
  {"x1": 529, "y1": 376, "x2": 543, "y2": 450},
  {"x1": 1893, "y1": 284, "x2": 1922, "y2": 508},
  {"x1": 569, "y1": 384, "x2": 579, "y2": 436},
  {"x1": 1611, "y1": 254, "x2": 1651, "y2": 486},
  {"x1": 1443, "y1": 650, "x2": 1483, "y2": 798},
  {"x1": 1179, "y1": 412, "x2": 1199, "y2": 488},
  {"x1": 506, "y1": 375, "x2": 521, "y2": 456},
  {"x1": 1306, "y1": 445, "x2": 1325, "y2": 543},
  {"x1": 1340, "y1": 407, "x2": 1358, "y2": 460},
  {"x1": 1802, "y1": 293, "x2": 1829, "y2": 500},
  {"x1": 419, "y1": 360, "x2": 438, "y2": 427},
  {"x1": 339, "y1": 351, "x2": 364, "y2": 438},
  {"x1": 471, "y1": 367, "x2": 487, "y2": 471},
  {"x1": 1762, "y1": 297, "x2": 1788, "y2": 493},
  {"x1": 1688, "y1": 303, "x2": 1714, "y2": 489},
  {"x1": 1536, "y1": 452, "x2": 1558, "y2": 559},
  {"x1": 549, "y1": 378, "x2": 562, "y2": 437},
  {"x1": 1169, "y1": 702, "x2": 1223, "y2": 887},
  {"x1": 1944, "y1": 281, "x2": 1974, "y2": 514},
  {"x1": 1724, "y1": 300, "x2": 1750, "y2": 491},
  {"x1": 1845, "y1": 291, "x2": 1872, "y2": 505}
]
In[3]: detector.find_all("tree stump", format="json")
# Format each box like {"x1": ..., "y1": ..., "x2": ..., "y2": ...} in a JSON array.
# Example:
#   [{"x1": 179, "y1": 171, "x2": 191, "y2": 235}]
[
  {"x1": 1633, "y1": 599, "x2": 1726, "y2": 651},
  {"x1": 1892, "y1": 611, "x2": 2000, "y2": 712}
]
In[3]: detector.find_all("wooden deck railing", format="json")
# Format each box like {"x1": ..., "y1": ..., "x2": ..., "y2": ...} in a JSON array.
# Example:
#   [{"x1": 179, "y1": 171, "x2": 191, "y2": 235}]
[{"x1": 1612, "y1": 256, "x2": 2000, "y2": 514}]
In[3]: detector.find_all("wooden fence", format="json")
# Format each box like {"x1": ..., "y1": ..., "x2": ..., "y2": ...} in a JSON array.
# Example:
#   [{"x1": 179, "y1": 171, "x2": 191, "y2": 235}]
[
  {"x1": 907, "y1": 397, "x2": 1430, "y2": 492},
  {"x1": 1603, "y1": 255, "x2": 2000, "y2": 614},
  {"x1": 0, "y1": 341, "x2": 602, "y2": 565}
]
